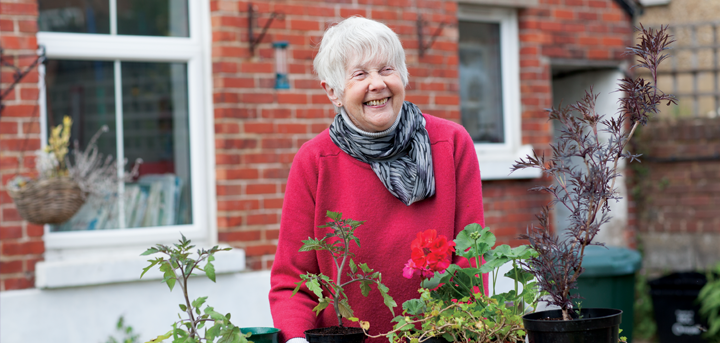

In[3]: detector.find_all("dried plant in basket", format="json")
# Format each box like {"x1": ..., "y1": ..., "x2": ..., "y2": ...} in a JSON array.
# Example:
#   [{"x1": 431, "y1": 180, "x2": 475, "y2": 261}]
[{"x1": 7, "y1": 116, "x2": 139, "y2": 225}]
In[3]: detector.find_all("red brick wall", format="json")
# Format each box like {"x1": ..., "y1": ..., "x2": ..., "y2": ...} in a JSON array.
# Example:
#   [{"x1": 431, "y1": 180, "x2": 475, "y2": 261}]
[
  {"x1": 0, "y1": 0, "x2": 42, "y2": 291},
  {"x1": 211, "y1": 0, "x2": 635, "y2": 267}
]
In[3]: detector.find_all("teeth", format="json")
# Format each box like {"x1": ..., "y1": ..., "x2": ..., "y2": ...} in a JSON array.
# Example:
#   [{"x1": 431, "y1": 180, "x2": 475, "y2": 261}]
[{"x1": 365, "y1": 98, "x2": 388, "y2": 106}]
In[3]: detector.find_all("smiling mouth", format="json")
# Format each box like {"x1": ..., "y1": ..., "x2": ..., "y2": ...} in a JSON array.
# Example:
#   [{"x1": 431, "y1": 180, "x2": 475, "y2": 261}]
[{"x1": 364, "y1": 97, "x2": 389, "y2": 106}]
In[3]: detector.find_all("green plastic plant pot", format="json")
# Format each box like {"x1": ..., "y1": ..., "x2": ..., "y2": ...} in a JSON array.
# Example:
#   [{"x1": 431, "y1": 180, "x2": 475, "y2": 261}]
[{"x1": 241, "y1": 327, "x2": 280, "y2": 343}]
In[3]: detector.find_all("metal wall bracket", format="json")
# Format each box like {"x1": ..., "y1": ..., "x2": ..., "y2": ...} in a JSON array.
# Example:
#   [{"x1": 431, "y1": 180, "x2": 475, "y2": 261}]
[
  {"x1": 417, "y1": 15, "x2": 447, "y2": 58},
  {"x1": 0, "y1": 45, "x2": 45, "y2": 116},
  {"x1": 248, "y1": 3, "x2": 284, "y2": 56}
]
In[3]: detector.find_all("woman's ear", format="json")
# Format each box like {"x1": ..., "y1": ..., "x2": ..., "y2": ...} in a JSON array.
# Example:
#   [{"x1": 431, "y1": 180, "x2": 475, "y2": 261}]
[{"x1": 321, "y1": 81, "x2": 342, "y2": 107}]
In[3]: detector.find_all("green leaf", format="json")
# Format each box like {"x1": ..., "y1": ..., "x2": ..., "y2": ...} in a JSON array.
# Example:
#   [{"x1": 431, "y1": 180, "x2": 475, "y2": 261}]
[
  {"x1": 504, "y1": 267, "x2": 535, "y2": 284},
  {"x1": 179, "y1": 304, "x2": 187, "y2": 312},
  {"x1": 299, "y1": 238, "x2": 327, "y2": 252},
  {"x1": 205, "y1": 261, "x2": 216, "y2": 283},
  {"x1": 159, "y1": 262, "x2": 176, "y2": 291},
  {"x1": 350, "y1": 259, "x2": 358, "y2": 274},
  {"x1": 326, "y1": 211, "x2": 342, "y2": 221},
  {"x1": 359, "y1": 280, "x2": 371, "y2": 297},
  {"x1": 305, "y1": 278, "x2": 324, "y2": 299},
  {"x1": 291, "y1": 280, "x2": 305, "y2": 297},
  {"x1": 313, "y1": 298, "x2": 331, "y2": 316},
  {"x1": 206, "y1": 323, "x2": 221, "y2": 341},
  {"x1": 205, "y1": 306, "x2": 227, "y2": 321},
  {"x1": 402, "y1": 298, "x2": 426, "y2": 315},
  {"x1": 358, "y1": 263, "x2": 372, "y2": 274},
  {"x1": 140, "y1": 259, "x2": 160, "y2": 279},
  {"x1": 338, "y1": 299, "x2": 354, "y2": 319},
  {"x1": 454, "y1": 224, "x2": 495, "y2": 259},
  {"x1": 378, "y1": 283, "x2": 397, "y2": 315},
  {"x1": 144, "y1": 331, "x2": 172, "y2": 343},
  {"x1": 141, "y1": 247, "x2": 160, "y2": 256},
  {"x1": 192, "y1": 296, "x2": 208, "y2": 309}
]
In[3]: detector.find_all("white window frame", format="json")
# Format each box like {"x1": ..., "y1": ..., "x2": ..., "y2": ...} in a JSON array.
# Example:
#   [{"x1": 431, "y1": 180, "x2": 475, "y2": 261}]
[
  {"x1": 35, "y1": 0, "x2": 222, "y2": 283},
  {"x1": 458, "y1": 5, "x2": 540, "y2": 180}
]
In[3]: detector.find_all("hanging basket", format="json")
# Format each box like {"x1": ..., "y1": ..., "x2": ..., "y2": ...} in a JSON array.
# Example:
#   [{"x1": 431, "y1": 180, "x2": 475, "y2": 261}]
[{"x1": 8, "y1": 176, "x2": 86, "y2": 225}]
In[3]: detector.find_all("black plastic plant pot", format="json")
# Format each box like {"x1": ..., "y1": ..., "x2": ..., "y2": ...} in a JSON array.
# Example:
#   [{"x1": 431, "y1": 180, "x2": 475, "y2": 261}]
[
  {"x1": 305, "y1": 326, "x2": 366, "y2": 343},
  {"x1": 522, "y1": 308, "x2": 622, "y2": 343},
  {"x1": 240, "y1": 327, "x2": 280, "y2": 343}
]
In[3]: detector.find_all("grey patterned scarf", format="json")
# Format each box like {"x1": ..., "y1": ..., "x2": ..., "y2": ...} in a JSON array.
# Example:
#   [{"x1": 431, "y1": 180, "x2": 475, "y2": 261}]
[{"x1": 328, "y1": 101, "x2": 435, "y2": 206}]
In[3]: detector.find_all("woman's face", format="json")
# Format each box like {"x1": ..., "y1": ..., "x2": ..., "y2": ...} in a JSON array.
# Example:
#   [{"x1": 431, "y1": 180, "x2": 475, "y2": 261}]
[{"x1": 324, "y1": 59, "x2": 405, "y2": 132}]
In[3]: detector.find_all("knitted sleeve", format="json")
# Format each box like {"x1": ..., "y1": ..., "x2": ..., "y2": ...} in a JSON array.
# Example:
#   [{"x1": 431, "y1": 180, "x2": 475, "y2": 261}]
[{"x1": 269, "y1": 144, "x2": 321, "y2": 343}]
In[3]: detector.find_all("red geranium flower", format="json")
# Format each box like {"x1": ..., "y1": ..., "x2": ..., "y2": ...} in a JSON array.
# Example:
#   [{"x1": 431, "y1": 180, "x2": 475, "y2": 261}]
[{"x1": 403, "y1": 229, "x2": 455, "y2": 280}]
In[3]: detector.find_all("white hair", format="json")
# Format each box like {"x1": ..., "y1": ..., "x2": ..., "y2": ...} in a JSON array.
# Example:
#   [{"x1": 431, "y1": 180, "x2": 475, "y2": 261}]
[{"x1": 313, "y1": 17, "x2": 408, "y2": 101}]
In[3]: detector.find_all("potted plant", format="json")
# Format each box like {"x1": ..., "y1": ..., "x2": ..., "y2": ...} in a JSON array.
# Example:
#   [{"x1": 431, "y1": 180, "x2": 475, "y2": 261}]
[
  {"x1": 291, "y1": 211, "x2": 397, "y2": 343},
  {"x1": 510, "y1": 25, "x2": 675, "y2": 343},
  {"x1": 363, "y1": 224, "x2": 541, "y2": 343},
  {"x1": 7, "y1": 116, "x2": 136, "y2": 225},
  {"x1": 140, "y1": 234, "x2": 280, "y2": 343}
]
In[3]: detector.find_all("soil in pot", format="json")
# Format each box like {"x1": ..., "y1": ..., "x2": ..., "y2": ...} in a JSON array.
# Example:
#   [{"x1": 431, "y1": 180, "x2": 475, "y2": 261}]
[
  {"x1": 522, "y1": 308, "x2": 622, "y2": 343},
  {"x1": 305, "y1": 326, "x2": 366, "y2": 343}
]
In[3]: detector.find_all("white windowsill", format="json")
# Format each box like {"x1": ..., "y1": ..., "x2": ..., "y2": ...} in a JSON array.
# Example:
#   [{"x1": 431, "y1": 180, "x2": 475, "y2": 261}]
[
  {"x1": 35, "y1": 247, "x2": 245, "y2": 289},
  {"x1": 478, "y1": 144, "x2": 543, "y2": 180}
]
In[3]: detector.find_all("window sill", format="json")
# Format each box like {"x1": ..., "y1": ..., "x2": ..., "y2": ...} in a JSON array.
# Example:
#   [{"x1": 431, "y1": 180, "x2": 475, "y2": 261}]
[
  {"x1": 35, "y1": 247, "x2": 245, "y2": 289},
  {"x1": 478, "y1": 144, "x2": 542, "y2": 180}
]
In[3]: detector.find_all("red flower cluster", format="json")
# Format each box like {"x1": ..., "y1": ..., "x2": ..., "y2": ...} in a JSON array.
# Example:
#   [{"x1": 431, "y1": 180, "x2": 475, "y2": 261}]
[{"x1": 403, "y1": 229, "x2": 456, "y2": 279}]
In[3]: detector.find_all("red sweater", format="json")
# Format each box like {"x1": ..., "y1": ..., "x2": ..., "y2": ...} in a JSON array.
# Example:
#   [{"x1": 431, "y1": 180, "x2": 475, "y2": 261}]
[{"x1": 269, "y1": 114, "x2": 486, "y2": 343}]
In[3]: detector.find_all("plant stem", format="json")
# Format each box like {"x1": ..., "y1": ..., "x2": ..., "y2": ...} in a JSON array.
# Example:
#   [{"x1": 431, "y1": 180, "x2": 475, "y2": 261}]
[{"x1": 473, "y1": 238, "x2": 485, "y2": 295}]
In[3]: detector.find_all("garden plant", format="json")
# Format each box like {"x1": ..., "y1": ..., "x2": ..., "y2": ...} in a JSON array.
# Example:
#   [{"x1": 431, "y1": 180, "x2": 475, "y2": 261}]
[
  {"x1": 363, "y1": 224, "x2": 540, "y2": 343},
  {"x1": 511, "y1": 24, "x2": 676, "y2": 322},
  {"x1": 292, "y1": 211, "x2": 397, "y2": 336},
  {"x1": 141, "y1": 234, "x2": 249, "y2": 343}
]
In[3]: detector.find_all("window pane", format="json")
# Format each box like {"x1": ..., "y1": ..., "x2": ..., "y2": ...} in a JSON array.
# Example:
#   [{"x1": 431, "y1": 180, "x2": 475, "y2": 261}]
[
  {"x1": 46, "y1": 60, "x2": 193, "y2": 231},
  {"x1": 121, "y1": 61, "x2": 193, "y2": 227},
  {"x1": 459, "y1": 21, "x2": 505, "y2": 143},
  {"x1": 38, "y1": 0, "x2": 110, "y2": 34},
  {"x1": 117, "y1": 0, "x2": 189, "y2": 37}
]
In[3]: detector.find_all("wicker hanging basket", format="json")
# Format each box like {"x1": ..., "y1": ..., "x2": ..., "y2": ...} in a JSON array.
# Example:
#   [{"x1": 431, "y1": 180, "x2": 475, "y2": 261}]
[{"x1": 8, "y1": 176, "x2": 86, "y2": 225}]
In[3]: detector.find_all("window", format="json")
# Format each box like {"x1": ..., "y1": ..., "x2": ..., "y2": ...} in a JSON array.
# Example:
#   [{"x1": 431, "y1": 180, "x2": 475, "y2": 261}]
[
  {"x1": 37, "y1": 0, "x2": 214, "y2": 260},
  {"x1": 457, "y1": 5, "x2": 539, "y2": 179}
]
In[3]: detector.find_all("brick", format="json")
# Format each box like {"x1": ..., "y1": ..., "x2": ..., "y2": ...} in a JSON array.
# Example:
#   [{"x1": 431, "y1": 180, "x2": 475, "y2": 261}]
[
  {"x1": 216, "y1": 184, "x2": 243, "y2": 196},
  {"x1": 552, "y1": 9, "x2": 574, "y2": 20},
  {"x1": 371, "y1": 9, "x2": 398, "y2": 20},
  {"x1": 217, "y1": 199, "x2": 260, "y2": 211},
  {"x1": 588, "y1": 0, "x2": 606, "y2": 8},
  {"x1": 244, "y1": 123, "x2": 274, "y2": 134},
  {"x1": 224, "y1": 77, "x2": 255, "y2": 88},
  {"x1": 216, "y1": 138, "x2": 258, "y2": 149},
  {"x1": 0, "y1": 226, "x2": 22, "y2": 240},
  {"x1": 1, "y1": 105, "x2": 38, "y2": 118},
  {"x1": 290, "y1": 20, "x2": 320, "y2": 31},
  {"x1": 219, "y1": 230, "x2": 262, "y2": 242},
  {"x1": 240, "y1": 62, "x2": 274, "y2": 74},
  {"x1": 244, "y1": 244, "x2": 277, "y2": 257},
  {"x1": 261, "y1": 138, "x2": 293, "y2": 149},
  {"x1": 0, "y1": 36, "x2": 37, "y2": 50},
  {"x1": 0, "y1": 3, "x2": 38, "y2": 16},
  {"x1": 18, "y1": 20, "x2": 37, "y2": 33},
  {"x1": 263, "y1": 168, "x2": 290, "y2": 179},
  {"x1": 0, "y1": 122, "x2": 18, "y2": 134},
  {"x1": 223, "y1": 168, "x2": 260, "y2": 180},
  {"x1": 278, "y1": 93, "x2": 308, "y2": 104},
  {"x1": 240, "y1": 93, "x2": 274, "y2": 104},
  {"x1": 340, "y1": 8, "x2": 367, "y2": 17},
  {"x1": 435, "y1": 95, "x2": 459, "y2": 106},
  {"x1": 217, "y1": 215, "x2": 244, "y2": 228},
  {"x1": 277, "y1": 123, "x2": 307, "y2": 134},
  {"x1": 244, "y1": 153, "x2": 279, "y2": 164},
  {"x1": 261, "y1": 108, "x2": 292, "y2": 119},
  {"x1": 246, "y1": 183, "x2": 277, "y2": 195},
  {"x1": 3, "y1": 276, "x2": 34, "y2": 290},
  {"x1": 265, "y1": 229, "x2": 280, "y2": 240},
  {"x1": 247, "y1": 214, "x2": 279, "y2": 225},
  {"x1": 2, "y1": 207, "x2": 22, "y2": 222},
  {"x1": 0, "y1": 19, "x2": 13, "y2": 32},
  {"x1": 0, "y1": 260, "x2": 23, "y2": 274},
  {"x1": 2, "y1": 241, "x2": 44, "y2": 256},
  {"x1": 263, "y1": 198, "x2": 284, "y2": 209}
]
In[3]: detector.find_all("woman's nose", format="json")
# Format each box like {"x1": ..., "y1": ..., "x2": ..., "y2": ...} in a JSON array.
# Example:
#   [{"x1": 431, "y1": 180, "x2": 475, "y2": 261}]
[{"x1": 367, "y1": 72, "x2": 386, "y2": 91}]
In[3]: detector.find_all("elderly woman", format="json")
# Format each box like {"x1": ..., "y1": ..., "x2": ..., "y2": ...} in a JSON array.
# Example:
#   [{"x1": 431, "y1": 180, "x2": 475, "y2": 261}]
[{"x1": 269, "y1": 17, "x2": 485, "y2": 343}]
